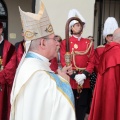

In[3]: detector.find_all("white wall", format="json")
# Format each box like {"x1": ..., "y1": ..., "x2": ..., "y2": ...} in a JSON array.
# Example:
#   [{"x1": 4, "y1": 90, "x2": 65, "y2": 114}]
[
  {"x1": 4, "y1": 0, "x2": 32, "y2": 45},
  {"x1": 4, "y1": 0, "x2": 95, "y2": 45},
  {"x1": 36, "y1": 0, "x2": 95, "y2": 39}
]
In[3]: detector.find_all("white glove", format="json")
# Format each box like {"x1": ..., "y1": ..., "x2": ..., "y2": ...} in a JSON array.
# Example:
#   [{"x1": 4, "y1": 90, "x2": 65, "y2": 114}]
[
  {"x1": 74, "y1": 74, "x2": 86, "y2": 85},
  {"x1": 78, "y1": 80, "x2": 84, "y2": 86}
]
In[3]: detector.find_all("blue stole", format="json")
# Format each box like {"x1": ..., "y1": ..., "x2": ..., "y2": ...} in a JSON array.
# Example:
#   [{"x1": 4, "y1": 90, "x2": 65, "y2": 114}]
[
  {"x1": 25, "y1": 52, "x2": 43, "y2": 60},
  {"x1": 25, "y1": 52, "x2": 75, "y2": 107},
  {"x1": 48, "y1": 72, "x2": 75, "y2": 107}
]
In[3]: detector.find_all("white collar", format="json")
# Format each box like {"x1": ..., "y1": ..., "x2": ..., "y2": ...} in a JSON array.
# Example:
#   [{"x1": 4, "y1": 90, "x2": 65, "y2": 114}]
[
  {"x1": 0, "y1": 35, "x2": 4, "y2": 44},
  {"x1": 73, "y1": 35, "x2": 82, "y2": 41},
  {"x1": 28, "y1": 51, "x2": 50, "y2": 65}
]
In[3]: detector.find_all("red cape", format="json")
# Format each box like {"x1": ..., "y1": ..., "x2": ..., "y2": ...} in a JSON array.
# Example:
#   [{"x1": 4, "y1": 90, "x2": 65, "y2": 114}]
[
  {"x1": 89, "y1": 42, "x2": 120, "y2": 120},
  {"x1": 0, "y1": 40, "x2": 17, "y2": 120},
  {"x1": 94, "y1": 45, "x2": 105, "y2": 73}
]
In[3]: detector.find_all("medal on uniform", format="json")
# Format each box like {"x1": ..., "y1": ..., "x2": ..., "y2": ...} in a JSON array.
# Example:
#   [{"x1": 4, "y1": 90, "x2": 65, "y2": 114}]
[{"x1": 74, "y1": 44, "x2": 78, "y2": 49}]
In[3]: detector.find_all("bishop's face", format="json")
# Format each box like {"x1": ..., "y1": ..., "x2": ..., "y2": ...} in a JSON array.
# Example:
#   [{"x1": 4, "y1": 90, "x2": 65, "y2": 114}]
[
  {"x1": 71, "y1": 22, "x2": 82, "y2": 35},
  {"x1": 44, "y1": 33, "x2": 60, "y2": 60}
]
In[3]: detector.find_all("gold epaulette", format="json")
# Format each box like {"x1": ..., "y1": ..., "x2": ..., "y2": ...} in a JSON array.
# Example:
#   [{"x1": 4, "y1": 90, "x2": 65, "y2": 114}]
[{"x1": 97, "y1": 45, "x2": 105, "y2": 48}]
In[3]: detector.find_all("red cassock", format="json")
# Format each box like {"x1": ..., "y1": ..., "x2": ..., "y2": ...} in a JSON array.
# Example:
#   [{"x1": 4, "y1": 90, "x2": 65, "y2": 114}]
[
  {"x1": 0, "y1": 40, "x2": 17, "y2": 120},
  {"x1": 16, "y1": 41, "x2": 24, "y2": 66},
  {"x1": 94, "y1": 45, "x2": 105, "y2": 73},
  {"x1": 89, "y1": 42, "x2": 120, "y2": 120},
  {"x1": 60, "y1": 36, "x2": 94, "y2": 89},
  {"x1": 50, "y1": 57, "x2": 58, "y2": 73}
]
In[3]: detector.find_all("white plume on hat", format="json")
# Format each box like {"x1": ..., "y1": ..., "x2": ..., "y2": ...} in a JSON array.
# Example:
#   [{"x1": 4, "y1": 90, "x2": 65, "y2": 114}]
[
  {"x1": 68, "y1": 9, "x2": 86, "y2": 28},
  {"x1": 19, "y1": 2, "x2": 54, "y2": 41},
  {"x1": 103, "y1": 17, "x2": 118, "y2": 38}
]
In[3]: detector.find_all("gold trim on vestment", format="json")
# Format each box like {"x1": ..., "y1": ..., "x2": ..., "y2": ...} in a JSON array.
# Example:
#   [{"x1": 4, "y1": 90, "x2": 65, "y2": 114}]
[
  {"x1": 47, "y1": 72, "x2": 75, "y2": 111},
  {"x1": 71, "y1": 40, "x2": 93, "y2": 70}
]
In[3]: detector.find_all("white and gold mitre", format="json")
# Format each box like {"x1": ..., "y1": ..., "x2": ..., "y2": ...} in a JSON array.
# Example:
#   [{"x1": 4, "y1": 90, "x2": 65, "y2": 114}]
[{"x1": 19, "y1": 2, "x2": 54, "y2": 41}]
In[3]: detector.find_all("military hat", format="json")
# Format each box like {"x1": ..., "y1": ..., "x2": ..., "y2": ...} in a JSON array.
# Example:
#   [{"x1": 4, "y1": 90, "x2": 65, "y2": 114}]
[
  {"x1": 103, "y1": 17, "x2": 118, "y2": 38},
  {"x1": 68, "y1": 9, "x2": 86, "y2": 29}
]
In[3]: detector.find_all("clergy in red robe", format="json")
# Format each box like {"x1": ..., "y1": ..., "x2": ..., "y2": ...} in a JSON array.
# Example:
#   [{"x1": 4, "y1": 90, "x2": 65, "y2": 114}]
[
  {"x1": 95, "y1": 17, "x2": 118, "y2": 75},
  {"x1": 89, "y1": 28, "x2": 120, "y2": 120},
  {"x1": 0, "y1": 22, "x2": 17, "y2": 120},
  {"x1": 95, "y1": 17, "x2": 118, "y2": 74}
]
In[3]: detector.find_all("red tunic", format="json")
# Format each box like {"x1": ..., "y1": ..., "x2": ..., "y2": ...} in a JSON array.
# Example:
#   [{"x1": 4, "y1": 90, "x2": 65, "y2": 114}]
[
  {"x1": 60, "y1": 36, "x2": 94, "y2": 89},
  {"x1": 94, "y1": 45, "x2": 105, "y2": 73},
  {"x1": 0, "y1": 40, "x2": 17, "y2": 120},
  {"x1": 50, "y1": 57, "x2": 58, "y2": 73},
  {"x1": 16, "y1": 41, "x2": 24, "y2": 66},
  {"x1": 89, "y1": 42, "x2": 120, "y2": 120}
]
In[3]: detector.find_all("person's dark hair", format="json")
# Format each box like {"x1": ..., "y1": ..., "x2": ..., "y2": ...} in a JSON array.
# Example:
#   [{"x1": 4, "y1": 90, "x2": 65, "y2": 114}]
[
  {"x1": 88, "y1": 36, "x2": 93, "y2": 38},
  {"x1": 70, "y1": 29, "x2": 73, "y2": 35},
  {"x1": 103, "y1": 38, "x2": 107, "y2": 45},
  {"x1": 88, "y1": 36, "x2": 94, "y2": 41},
  {"x1": 55, "y1": 35, "x2": 62, "y2": 42},
  {"x1": 0, "y1": 22, "x2": 3, "y2": 29}
]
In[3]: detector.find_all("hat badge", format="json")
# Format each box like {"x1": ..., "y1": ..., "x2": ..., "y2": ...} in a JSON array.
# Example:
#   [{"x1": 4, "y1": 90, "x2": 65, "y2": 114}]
[
  {"x1": 74, "y1": 44, "x2": 78, "y2": 49},
  {"x1": 45, "y1": 24, "x2": 53, "y2": 33}
]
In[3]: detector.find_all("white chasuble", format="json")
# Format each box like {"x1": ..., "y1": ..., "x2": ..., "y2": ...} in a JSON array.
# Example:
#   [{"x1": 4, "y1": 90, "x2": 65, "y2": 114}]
[{"x1": 10, "y1": 52, "x2": 76, "y2": 120}]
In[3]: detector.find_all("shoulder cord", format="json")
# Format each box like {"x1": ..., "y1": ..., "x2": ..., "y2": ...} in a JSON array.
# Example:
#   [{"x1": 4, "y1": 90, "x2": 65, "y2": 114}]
[{"x1": 71, "y1": 40, "x2": 93, "y2": 71}]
